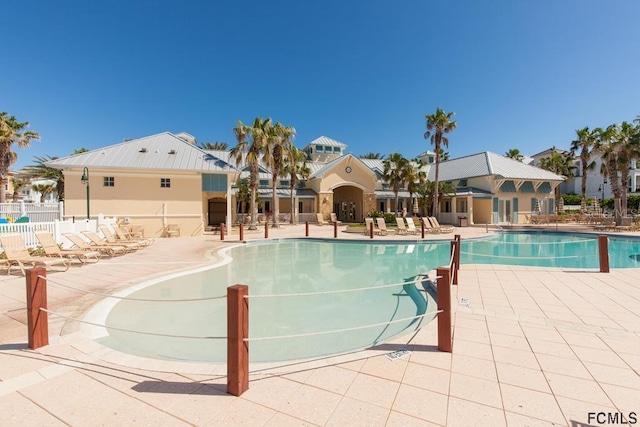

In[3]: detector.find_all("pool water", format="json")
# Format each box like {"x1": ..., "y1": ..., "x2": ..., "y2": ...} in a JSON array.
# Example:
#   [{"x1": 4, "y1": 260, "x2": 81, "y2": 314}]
[{"x1": 93, "y1": 232, "x2": 640, "y2": 363}]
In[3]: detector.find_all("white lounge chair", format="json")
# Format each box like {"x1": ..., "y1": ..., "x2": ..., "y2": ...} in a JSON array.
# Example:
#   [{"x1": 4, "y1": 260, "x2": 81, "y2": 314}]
[
  {"x1": 0, "y1": 233, "x2": 70, "y2": 275},
  {"x1": 316, "y1": 213, "x2": 328, "y2": 225},
  {"x1": 429, "y1": 217, "x2": 454, "y2": 233},
  {"x1": 395, "y1": 217, "x2": 408, "y2": 235},
  {"x1": 376, "y1": 218, "x2": 396, "y2": 236},
  {"x1": 405, "y1": 217, "x2": 420, "y2": 235}
]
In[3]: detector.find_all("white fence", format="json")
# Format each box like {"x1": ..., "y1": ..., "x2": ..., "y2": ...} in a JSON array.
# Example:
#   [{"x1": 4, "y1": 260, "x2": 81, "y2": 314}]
[
  {"x1": 0, "y1": 202, "x2": 64, "y2": 223},
  {"x1": 0, "y1": 216, "x2": 118, "y2": 250}
]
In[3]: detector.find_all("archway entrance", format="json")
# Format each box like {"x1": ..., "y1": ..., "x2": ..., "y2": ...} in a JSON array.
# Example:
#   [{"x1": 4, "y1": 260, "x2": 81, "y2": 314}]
[{"x1": 333, "y1": 186, "x2": 364, "y2": 223}]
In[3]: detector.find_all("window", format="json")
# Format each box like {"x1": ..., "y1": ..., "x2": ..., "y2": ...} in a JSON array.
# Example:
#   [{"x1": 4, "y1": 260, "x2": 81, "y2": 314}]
[
  {"x1": 259, "y1": 179, "x2": 269, "y2": 187},
  {"x1": 161, "y1": 178, "x2": 171, "y2": 188},
  {"x1": 333, "y1": 147, "x2": 341, "y2": 153},
  {"x1": 315, "y1": 145, "x2": 323, "y2": 152},
  {"x1": 443, "y1": 200, "x2": 452, "y2": 213},
  {"x1": 280, "y1": 180, "x2": 289, "y2": 187},
  {"x1": 456, "y1": 199, "x2": 468, "y2": 213},
  {"x1": 103, "y1": 177, "x2": 114, "y2": 187}
]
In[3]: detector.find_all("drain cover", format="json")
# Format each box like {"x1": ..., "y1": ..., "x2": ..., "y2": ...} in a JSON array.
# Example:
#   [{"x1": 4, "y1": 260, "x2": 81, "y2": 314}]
[
  {"x1": 385, "y1": 348, "x2": 411, "y2": 361},
  {"x1": 460, "y1": 298, "x2": 470, "y2": 306}
]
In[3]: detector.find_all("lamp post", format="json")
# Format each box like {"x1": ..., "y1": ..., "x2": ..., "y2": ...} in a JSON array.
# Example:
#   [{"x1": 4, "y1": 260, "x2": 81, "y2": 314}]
[
  {"x1": 80, "y1": 167, "x2": 90, "y2": 219},
  {"x1": 599, "y1": 184, "x2": 605, "y2": 203}
]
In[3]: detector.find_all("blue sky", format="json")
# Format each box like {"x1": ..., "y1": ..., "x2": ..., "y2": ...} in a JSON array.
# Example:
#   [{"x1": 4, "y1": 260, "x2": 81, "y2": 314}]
[{"x1": 5, "y1": 0, "x2": 640, "y2": 170}]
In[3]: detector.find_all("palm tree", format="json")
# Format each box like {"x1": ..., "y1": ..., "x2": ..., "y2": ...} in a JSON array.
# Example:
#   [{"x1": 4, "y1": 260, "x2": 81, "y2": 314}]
[
  {"x1": 23, "y1": 155, "x2": 65, "y2": 201},
  {"x1": 31, "y1": 183, "x2": 55, "y2": 203},
  {"x1": 539, "y1": 147, "x2": 576, "y2": 212},
  {"x1": 359, "y1": 152, "x2": 384, "y2": 160},
  {"x1": 263, "y1": 122, "x2": 295, "y2": 227},
  {"x1": 405, "y1": 159, "x2": 426, "y2": 216},
  {"x1": 235, "y1": 178, "x2": 250, "y2": 223},
  {"x1": 283, "y1": 146, "x2": 310, "y2": 224},
  {"x1": 382, "y1": 153, "x2": 410, "y2": 215},
  {"x1": 595, "y1": 126, "x2": 621, "y2": 220},
  {"x1": 200, "y1": 141, "x2": 229, "y2": 150},
  {"x1": 230, "y1": 118, "x2": 272, "y2": 230},
  {"x1": 11, "y1": 177, "x2": 28, "y2": 201},
  {"x1": 438, "y1": 149, "x2": 450, "y2": 161},
  {"x1": 424, "y1": 108, "x2": 457, "y2": 217},
  {"x1": 505, "y1": 148, "x2": 524, "y2": 161},
  {"x1": 0, "y1": 112, "x2": 40, "y2": 202},
  {"x1": 570, "y1": 127, "x2": 598, "y2": 213},
  {"x1": 614, "y1": 121, "x2": 640, "y2": 218}
]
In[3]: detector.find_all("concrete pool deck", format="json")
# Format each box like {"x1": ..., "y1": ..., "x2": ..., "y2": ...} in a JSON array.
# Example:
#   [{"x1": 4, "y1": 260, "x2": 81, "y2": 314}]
[{"x1": 0, "y1": 224, "x2": 639, "y2": 426}]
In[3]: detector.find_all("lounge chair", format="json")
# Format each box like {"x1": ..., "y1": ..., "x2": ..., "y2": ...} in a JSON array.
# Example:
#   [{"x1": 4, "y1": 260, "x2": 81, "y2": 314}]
[
  {"x1": 395, "y1": 217, "x2": 408, "y2": 235},
  {"x1": 34, "y1": 231, "x2": 100, "y2": 264},
  {"x1": 114, "y1": 225, "x2": 153, "y2": 246},
  {"x1": 82, "y1": 231, "x2": 136, "y2": 252},
  {"x1": 0, "y1": 233, "x2": 70, "y2": 275},
  {"x1": 100, "y1": 225, "x2": 146, "y2": 249},
  {"x1": 330, "y1": 213, "x2": 342, "y2": 225},
  {"x1": 63, "y1": 233, "x2": 126, "y2": 258},
  {"x1": 429, "y1": 217, "x2": 454, "y2": 233},
  {"x1": 364, "y1": 217, "x2": 376, "y2": 235},
  {"x1": 316, "y1": 213, "x2": 328, "y2": 225},
  {"x1": 376, "y1": 218, "x2": 396, "y2": 236},
  {"x1": 405, "y1": 217, "x2": 420, "y2": 235},
  {"x1": 421, "y1": 217, "x2": 439, "y2": 234},
  {"x1": 164, "y1": 223, "x2": 180, "y2": 237}
]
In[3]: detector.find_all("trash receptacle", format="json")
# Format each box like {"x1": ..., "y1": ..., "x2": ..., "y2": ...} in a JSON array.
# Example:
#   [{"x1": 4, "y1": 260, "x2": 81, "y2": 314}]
[{"x1": 458, "y1": 216, "x2": 468, "y2": 227}]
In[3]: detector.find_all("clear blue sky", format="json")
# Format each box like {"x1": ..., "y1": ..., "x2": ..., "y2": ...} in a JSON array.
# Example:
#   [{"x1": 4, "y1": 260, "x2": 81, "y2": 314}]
[{"x1": 5, "y1": 0, "x2": 640, "y2": 169}]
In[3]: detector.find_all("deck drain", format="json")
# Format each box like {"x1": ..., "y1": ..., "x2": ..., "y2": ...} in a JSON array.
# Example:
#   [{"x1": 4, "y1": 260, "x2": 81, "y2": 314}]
[
  {"x1": 459, "y1": 298, "x2": 470, "y2": 306},
  {"x1": 385, "y1": 348, "x2": 411, "y2": 361}
]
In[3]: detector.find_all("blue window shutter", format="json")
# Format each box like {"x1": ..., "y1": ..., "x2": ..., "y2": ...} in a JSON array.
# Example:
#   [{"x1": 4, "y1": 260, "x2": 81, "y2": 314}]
[
  {"x1": 202, "y1": 174, "x2": 228, "y2": 192},
  {"x1": 512, "y1": 198, "x2": 519, "y2": 223},
  {"x1": 492, "y1": 197, "x2": 498, "y2": 223}
]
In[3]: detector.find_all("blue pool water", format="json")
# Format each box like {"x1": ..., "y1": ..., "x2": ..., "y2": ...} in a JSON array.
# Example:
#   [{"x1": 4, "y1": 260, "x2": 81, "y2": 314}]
[{"x1": 92, "y1": 232, "x2": 640, "y2": 363}]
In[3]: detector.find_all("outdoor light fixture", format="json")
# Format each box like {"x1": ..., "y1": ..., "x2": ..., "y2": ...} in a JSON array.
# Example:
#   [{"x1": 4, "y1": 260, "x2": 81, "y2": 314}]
[{"x1": 81, "y1": 167, "x2": 90, "y2": 219}]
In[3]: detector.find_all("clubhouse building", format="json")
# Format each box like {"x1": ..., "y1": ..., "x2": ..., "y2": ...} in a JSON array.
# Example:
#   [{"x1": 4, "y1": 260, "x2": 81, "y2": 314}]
[{"x1": 47, "y1": 132, "x2": 564, "y2": 236}]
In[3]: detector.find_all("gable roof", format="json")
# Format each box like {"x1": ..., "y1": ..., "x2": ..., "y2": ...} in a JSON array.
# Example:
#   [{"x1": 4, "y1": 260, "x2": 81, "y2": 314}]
[
  {"x1": 301, "y1": 136, "x2": 348, "y2": 150},
  {"x1": 310, "y1": 153, "x2": 373, "y2": 179},
  {"x1": 46, "y1": 132, "x2": 237, "y2": 173},
  {"x1": 436, "y1": 152, "x2": 565, "y2": 182}
]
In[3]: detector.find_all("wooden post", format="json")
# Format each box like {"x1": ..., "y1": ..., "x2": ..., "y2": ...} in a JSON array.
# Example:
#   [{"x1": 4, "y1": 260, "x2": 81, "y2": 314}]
[
  {"x1": 220, "y1": 223, "x2": 225, "y2": 241},
  {"x1": 421, "y1": 221, "x2": 425, "y2": 239},
  {"x1": 239, "y1": 223, "x2": 244, "y2": 241},
  {"x1": 598, "y1": 235, "x2": 609, "y2": 273},
  {"x1": 369, "y1": 221, "x2": 374, "y2": 239},
  {"x1": 264, "y1": 222, "x2": 268, "y2": 239},
  {"x1": 227, "y1": 284, "x2": 249, "y2": 396},
  {"x1": 436, "y1": 267, "x2": 452, "y2": 352},
  {"x1": 334, "y1": 221, "x2": 338, "y2": 238},
  {"x1": 305, "y1": 221, "x2": 309, "y2": 237},
  {"x1": 453, "y1": 234, "x2": 461, "y2": 285},
  {"x1": 26, "y1": 268, "x2": 49, "y2": 350},
  {"x1": 450, "y1": 241, "x2": 458, "y2": 285}
]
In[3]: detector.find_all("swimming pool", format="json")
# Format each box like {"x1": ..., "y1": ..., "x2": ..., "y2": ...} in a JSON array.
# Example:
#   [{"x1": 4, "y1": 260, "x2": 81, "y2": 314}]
[{"x1": 89, "y1": 232, "x2": 640, "y2": 363}]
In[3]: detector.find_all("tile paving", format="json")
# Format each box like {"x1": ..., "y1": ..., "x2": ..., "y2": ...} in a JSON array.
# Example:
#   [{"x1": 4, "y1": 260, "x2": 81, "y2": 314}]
[{"x1": 0, "y1": 223, "x2": 639, "y2": 426}]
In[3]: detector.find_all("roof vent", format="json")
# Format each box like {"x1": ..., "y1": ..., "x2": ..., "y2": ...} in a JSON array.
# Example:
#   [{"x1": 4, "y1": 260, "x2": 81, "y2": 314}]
[
  {"x1": 168, "y1": 149, "x2": 176, "y2": 155},
  {"x1": 139, "y1": 148, "x2": 147, "y2": 153}
]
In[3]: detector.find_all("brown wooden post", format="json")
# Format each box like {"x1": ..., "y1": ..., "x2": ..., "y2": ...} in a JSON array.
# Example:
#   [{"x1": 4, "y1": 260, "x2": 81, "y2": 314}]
[
  {"x1": 239, "y1": 223, "x2": 244, "y2": 241},
  {"x1": 334, "y1": 221, "x2": 338, "y2": 238},
  {"x1": 421, "y1": 221, "x2": 425, "y2": 239},
  {"x1": 305, "y1": 221, "x2": 309, "y2": 237},
  {"x1": 598, "y1": 235, "x2": 609, "y2": 273},
  {"x1": 369, "y1": 221, "x2": 374, "y2": 239},
  {"x1": 220, "y1": 223, "x2": 225, "y2": 241},
  {"x1": 450, "y1": 241, "x2": 458, "y2": 285},
  {"x1": 227, "y1": 284, "x2": 249, "y2": 396},
  {"x1": 436, "y1": 267, "x2": 452, "y2": 352},
  {"x1": 453, "y1": 234, "x2": 461, "y2": 285},
  {"x1": 264, "y1": 222, "x2": 268, "y2": 239},
  {"x1": 26, "y1": 268, "x2": 49, "y2": 350}
]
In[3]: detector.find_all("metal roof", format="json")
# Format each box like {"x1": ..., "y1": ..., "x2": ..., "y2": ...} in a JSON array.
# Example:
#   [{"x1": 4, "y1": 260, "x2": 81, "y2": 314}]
[
  {"x1": 231, "y1": 188, "x2": 317, "y2": 198},
  {"x1": 301, "y1": 136, "x2": 347, "y2": 150},
  {"x1": 435, "y1": 152, "x2": 564, "y2": 182},
  {"x1": 46, "y1": 132, "x2": 237, "y2": 173}
]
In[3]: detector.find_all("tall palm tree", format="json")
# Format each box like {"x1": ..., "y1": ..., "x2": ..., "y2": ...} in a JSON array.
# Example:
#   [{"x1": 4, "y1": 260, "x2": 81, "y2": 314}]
[
  {"x1": 359, "y1": 152, "x2": 385, "y2": 160},
  {"x1": 23, "y1": 155, "x2": 65, "y2": 201},
  {"x1": 230, "y1": 118, "x2": 272, "y2": 230},
  {"x1": 0, "y1": 112, "x2": 40, "y2": 202},
  {"x1": 263, "y1": 122, "x2": 295, "y2": 227},
  {"x1": 539, "y1": 147, "x2": 576, "y2": 212},
  {"x1": 438, "y1": 149, "x2": 450, "y2": 161},
  {"x1": 405, "y1": 159, "x2": 426, "y2": 216},
  {"x1": 505, "y1": 148, "x2": 524, "y2": 161},
  {"x1": 382, "y1": 153, "x2": 410, "y2": 215},
  {"x1": 570, "y1": 127, "x2": 598, "y2": 212},
  {"x1": 235, "y1": 178, "x2": 250, "y2": 223},
  {"x1": 424, "y1": 108, "x2": 457, "y2": 217},
  {"x1": 614, "y1": 121, "x2": 640, "y2": 218},
  {"x1": 595, "y1": 125, "x2": 623, "y2": 222},
  {"x1": 284, "y1": 146, "x2": 310, "y2": 224},
  {"x1": 200, "y1": 141, "x2": 229, "y2": 150}
]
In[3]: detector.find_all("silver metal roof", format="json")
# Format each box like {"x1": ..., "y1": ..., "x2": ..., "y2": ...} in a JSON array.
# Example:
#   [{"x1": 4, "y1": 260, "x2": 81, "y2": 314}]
[
  {"x1": 46, "y1": 132, "x2": 237, "y2": 173},
  {"x1": 301, "y1": 136, "x2": 347, "y2": 150},
  {"x1": 435, "y1": 152, "x2": 564, "y2": 182}
]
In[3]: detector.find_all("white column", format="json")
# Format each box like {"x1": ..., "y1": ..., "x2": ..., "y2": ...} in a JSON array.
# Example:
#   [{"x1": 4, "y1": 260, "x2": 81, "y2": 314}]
[{"x1": 226, "y1": 181, "x2": 233, "y2": 232}]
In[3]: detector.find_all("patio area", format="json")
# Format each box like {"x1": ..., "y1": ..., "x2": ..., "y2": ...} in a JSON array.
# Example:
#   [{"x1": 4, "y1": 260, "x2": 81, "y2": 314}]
[{"x1": 1, "y1": 224, "x2": 639, "y2": 426}]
